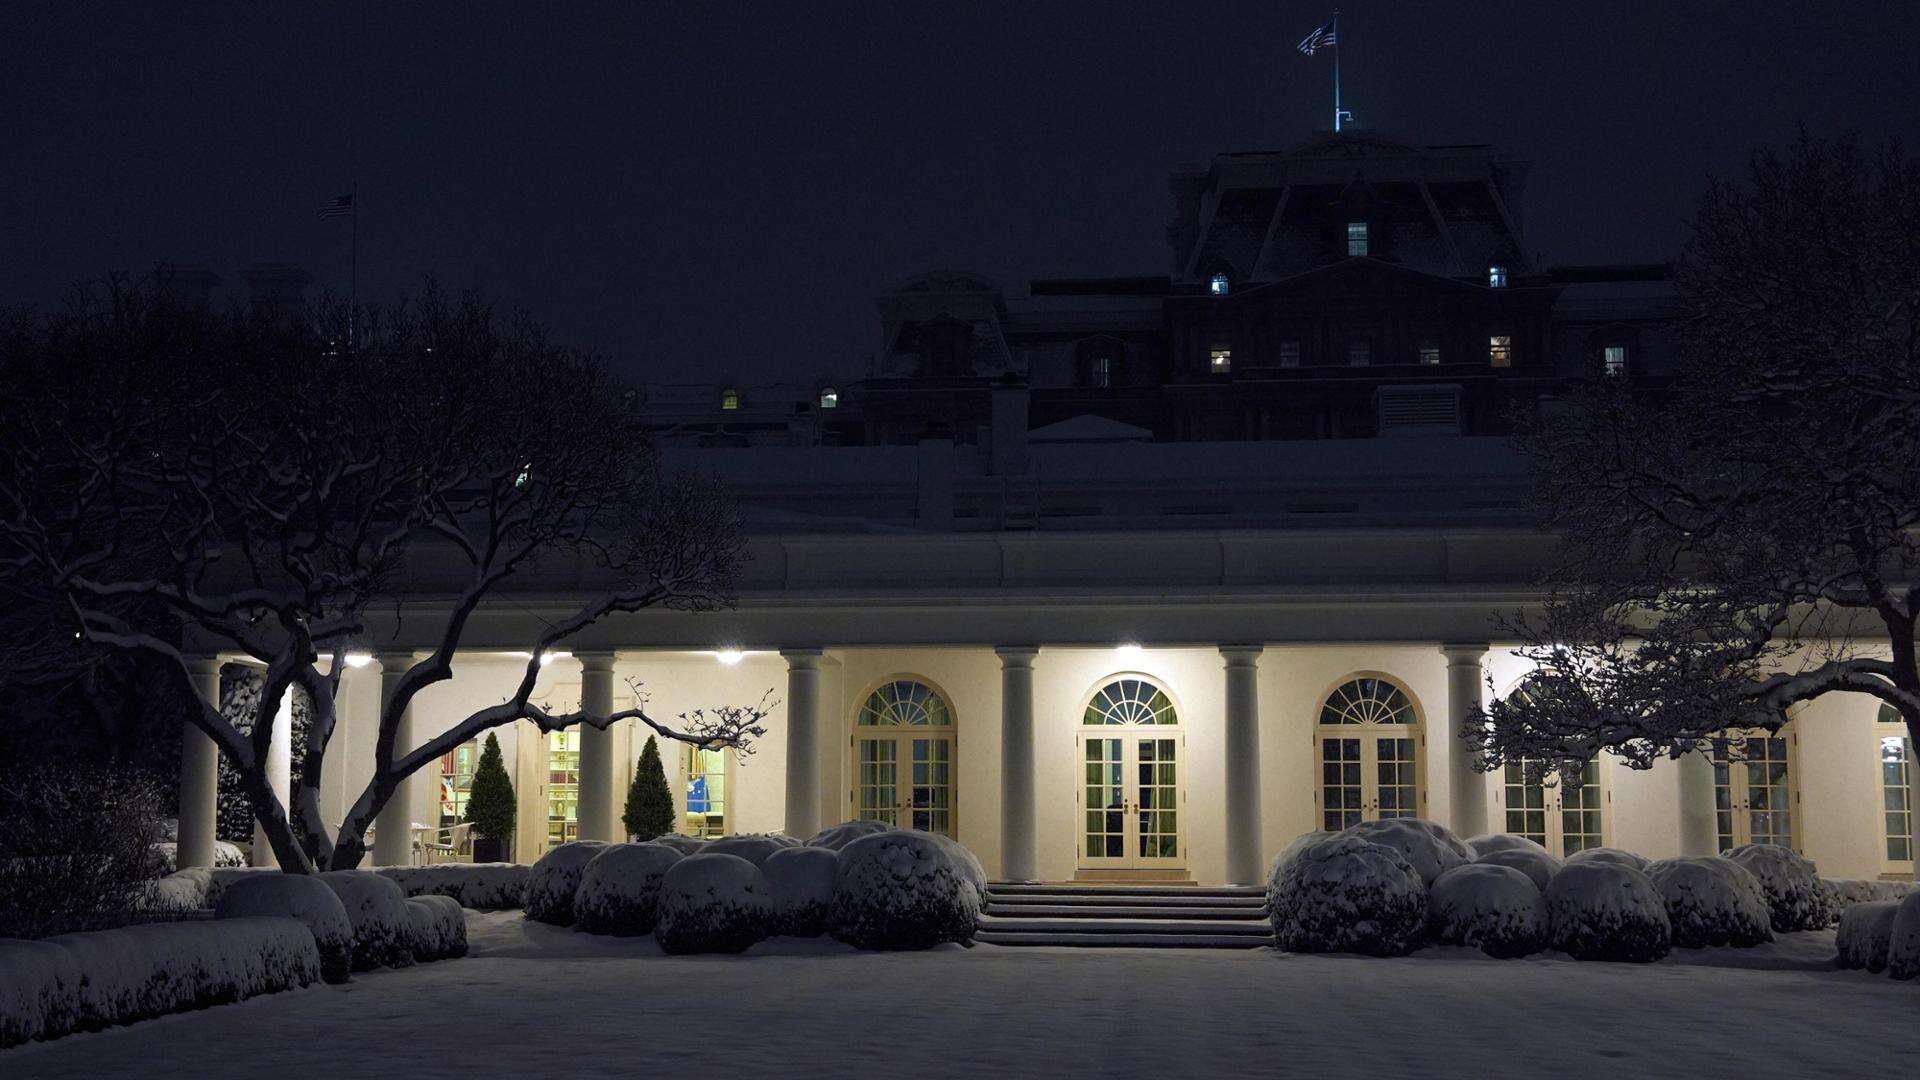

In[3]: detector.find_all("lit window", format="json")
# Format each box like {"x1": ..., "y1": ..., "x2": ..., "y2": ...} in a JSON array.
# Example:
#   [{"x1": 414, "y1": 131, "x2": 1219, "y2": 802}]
[
  {"x1": 1088, "y1": 355, "x2": 1113, "y2": 388},
  {"x1": 1489, "y1": 335, "x2": 1512, "y2": 368},
  {"x1": 1347, "y1": 340, "x2": 1372, "y2": 367},
  {"x1": 1316, "y1": 677, "x2": 1422, "y2": 830},
  {"x1": 546, "y1": 729, "x2": 580, "y2": 849},
  {"x1": 720, "y1": 388, "x2": 740, "y2": 410},
  {"x1": 1209, "y1": 348, "x2": 1232, "y2": 374},
  {"x1": 438, "y1": 739, "x2": 480, "y2": 830},
  {"x1": 1603, "y1": 345, "x2": 1628, "y2": 377},
  {"x1": 1346, "y1": 221, "x2": 1369, "y2": 257},
  {"x1": 1489, "y1": 265, "x2": 1508, "y2": 288},
  {"x1": 684, "y1": 744, "x2": 727, "y2": 838},
  {"x1": 1208, "y1": 272, "x2": 1230, "y2": 296},
  {"x1": 1418, "y1": 340, "x2": 1442, "y2": 366},
  {"x1": 1278, "y1": 340, "x2": 1301, "y2": 368},
  {"x1": 1711, "y1": 730, "x2": 1796, "y2": 851},
  {"x1": 1879, "y1": 706, "x2": 1912, "y2": 871},
  {"x1": 818, "y1": 387, "x2": 839, "y2": 408},
  {"x1": 854, "y1": 679, "x2": 955, "y2": 836}
]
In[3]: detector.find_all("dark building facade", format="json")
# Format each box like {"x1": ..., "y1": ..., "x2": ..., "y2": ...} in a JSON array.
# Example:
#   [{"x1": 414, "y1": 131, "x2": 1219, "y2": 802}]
[{"x1": 642, "y1": 131, "x2": 1676, "y2": 448}]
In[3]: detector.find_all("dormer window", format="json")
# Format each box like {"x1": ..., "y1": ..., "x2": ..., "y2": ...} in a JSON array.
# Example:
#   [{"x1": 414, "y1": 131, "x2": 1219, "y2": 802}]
[
  {"x1": 1088, "y1": 354, "x2": 1113, "y2": 388},
  {"x1": 1489, "y1": 335, "x2": 1513, "y2": 368},
  {"x1": 1346, "y1": 221, "x2": 1369, "y2": 257},
  {"x1": 1603, "y1": 345, "x2": 1628, "y2": 377},
  {"x1": 1209, "y1": 347, "x2": 1233, "y2": 375},
  {"x1": 720, "y1": 388, "x2": 740, "y2": 410},
  {"x1": 1208, "y1": 272, "x2": 1230, "y2": 297},
  {"x1": 1418, "y1": 340, "x2": 1442, "y2": 365},
  {"x1": 818, "y1": 387, "x2": 839, "y2": 408},
  {"x1": 1489, "y1": 265, "x2": 1508, "y2": 288}
]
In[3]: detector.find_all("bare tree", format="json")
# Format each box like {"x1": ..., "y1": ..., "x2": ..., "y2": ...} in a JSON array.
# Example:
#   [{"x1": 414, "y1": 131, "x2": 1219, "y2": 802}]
[
  {"x1": 0, "y1": 273, "x2": 767, "y2": 872},
  {"x1": 1474, "y1": 132, "x2": 1920, "y2": 863}
]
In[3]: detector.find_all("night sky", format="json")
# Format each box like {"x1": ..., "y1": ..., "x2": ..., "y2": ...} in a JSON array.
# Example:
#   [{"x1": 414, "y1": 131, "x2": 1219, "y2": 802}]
[{"x1": 6, "y1": 2, "x2": 1918, "y2": 385}]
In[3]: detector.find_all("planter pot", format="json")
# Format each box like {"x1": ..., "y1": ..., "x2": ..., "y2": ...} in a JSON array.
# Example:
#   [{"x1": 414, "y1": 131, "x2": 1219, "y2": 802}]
[{"x1": 473, "y1": 836, "x2": 507, "y2": 863}]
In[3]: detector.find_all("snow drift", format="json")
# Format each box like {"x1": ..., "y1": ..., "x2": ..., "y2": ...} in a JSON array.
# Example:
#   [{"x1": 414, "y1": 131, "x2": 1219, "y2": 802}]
[
  {"x1": 1543, "y1": 861, "x2": 1671, "y2": 962},
  {"x1": 523, "y1": 840, "x2": 609, "y2": 925},
  {"x1": 1269, "y1": 834, "x2": 1425, "y2": 957},
  {"x1": 1426, "y1": 863, "x2": 1547, "y2": 958},
  {"x1": 655, "y1": 852, "x2": 773, "y2": 954},
  {"x1": 574, "y1": 842, "x2": 685, "y2": 936},
  {"x1": 1644, "y1": 856, "x2": 1772, "y2": 948},
  {"x1": 0, "y1": 917, "x2": 319, "y2": 1048},
  {"x1": 213, "y1": 873, "x2": 355, "y2": 983},
  {"x1": 830, "y1": 830, "x2": 979, "y2": 950}
]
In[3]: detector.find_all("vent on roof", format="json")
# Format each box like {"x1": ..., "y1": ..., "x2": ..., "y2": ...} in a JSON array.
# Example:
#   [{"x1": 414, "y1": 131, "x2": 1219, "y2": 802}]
[{"x1": 1376, "y1": 383, "x2": 1462, "y2": 437}]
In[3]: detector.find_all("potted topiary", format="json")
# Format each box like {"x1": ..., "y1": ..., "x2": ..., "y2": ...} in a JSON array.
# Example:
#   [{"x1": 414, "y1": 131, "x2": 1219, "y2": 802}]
[
  {"x1": 623, "y1": 735, "x2": 676, "y2": 841},
  {"x1": 464, "y1": 732, "x2": 515, "y2": 863}
]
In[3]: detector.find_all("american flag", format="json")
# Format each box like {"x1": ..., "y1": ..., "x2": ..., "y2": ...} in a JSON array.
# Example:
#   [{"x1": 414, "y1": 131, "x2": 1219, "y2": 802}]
[
  {"x1": 1297, "y1": 16, "x2": 1337, "y2": 55},
  {"x1": 316, "y1": 194, "x2": 354, "y2": 220}
]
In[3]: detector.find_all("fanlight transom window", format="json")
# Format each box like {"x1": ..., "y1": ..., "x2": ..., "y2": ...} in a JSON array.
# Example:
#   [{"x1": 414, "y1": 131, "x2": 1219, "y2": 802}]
[
  {"x1": 1084, "y1": 678, "x2": 1177, "y2": 726},
  {"x1": 1320, "y1": 677, "x2": 1415, "y2": 726},
  {"x1": 858, "y1": 679, "x2": 952, "y2": 727}
]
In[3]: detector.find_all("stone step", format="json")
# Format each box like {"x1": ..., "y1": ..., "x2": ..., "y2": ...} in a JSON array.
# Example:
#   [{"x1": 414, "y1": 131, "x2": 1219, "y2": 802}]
[
  {"x1": 988, "y1": 882, "x2": 1264, "y2": 899},
  {"x1": 987, "y1": 892, "x2": 1265, "y2": 909},
  {"x1": 976, "y1": 916, "x2": 1271, "y2": 936},
  {"x1": 984, "y1": 903, "x2": 1263, "y2": 920},
  {"x1": 974, "y1": 930, "x2": 1270, "y2": 949}
]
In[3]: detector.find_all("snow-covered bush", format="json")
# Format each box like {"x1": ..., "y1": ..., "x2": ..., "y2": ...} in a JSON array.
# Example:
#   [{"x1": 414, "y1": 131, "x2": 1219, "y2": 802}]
[
  {"x1": 655, "y1": 853, "x2": 772, "y2": 954},
  {"x1": 1644, "y1": 856, "x2": 1772, "y2": 948},
  {"x1": 807, "y1": 819, "x2": 893, "y2": 851},
  {"x1": 1464, "y1": 833, "x2": 1551, "y2": 859},
  {"x1": 1426, "y1": 863, "x2": 1547, "y2": 958},
  {"x1": 830, "y1": 829, "x2": 979, "y2": 950},
  {"x1": 762, "y1": 845, "x2": 840, "y2": 936},
  {"x1": 146, "y1": 841, "x2": 250, "y2": 873},
  {"x1": 1340, "y1": 818, "x2": 1470, "y2": 886},
  {"x1": 0, "y1": 917, "x2": 320, "y2": 1047},
  {"x1": 1885, "y1": 892, "x2": 1920, "y2": 981},
  {"x1": 574, "y1": 843, "x2": 684, "y2": 935},
  {"x1": 319, "y1": 870, "x2": 415, "y2": 971},
  {"x1": 403, "y1": 895, "x2": 467, "y2": 962},
  {"x1": 1836, "y1": 900, "x2": 1900, "y2": 973},
  {"x1": 376, "y1": 863, "x2": 529, "y2": 910},
  {"x1": 703, "y1": 833, "x2": 801, "y2": 867},
  {"x1": 1473, "y1": 847, "x2": 1561, "y2": 891},
  {"x1": 1724, "y1": 844, "x2": 1833, "y2": 931},
  {"x1": 1563, "y1": 847, "x2": 1650, "y2": 872},
  {"x1": 523, "y1": 840, "x2": 609, "y2": 925},
  {"x1": 649, "y1": 834, "x2": 710, "y2": 855},
  {"x1": 206, "y1": 866, "x2": 276, "y2": 906},
  {"x1": 0, "y1": 762, "x2": 170, "y2": 939},
  {"x1": 140, "y1": 868, "x2": 213, "y2": 913},
  {"x1": 929, "y1": 833, "x2": 988, "y2": 904},
  {"x1": 1269, "y1": 835, "x2": 1426, "y2": 957},
  {"x1": 1265, "y1": 831, "x2": 1333, "y2": 921},
  {"x1": 1543, "y1": 861, "x2": 1671, "y2": 962},
  {"x1": 1826, "y1": 878, "x2": 1915, "y2": 911},
  {"x1": 214, "y1": 873, "x2": 355, "y2": 983}
]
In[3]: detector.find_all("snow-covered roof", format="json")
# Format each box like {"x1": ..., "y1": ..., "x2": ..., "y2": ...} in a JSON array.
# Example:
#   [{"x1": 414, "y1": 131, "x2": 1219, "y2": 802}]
[{"x1": 1028, "y1": 415, "x2": 1153, "y2": 444}]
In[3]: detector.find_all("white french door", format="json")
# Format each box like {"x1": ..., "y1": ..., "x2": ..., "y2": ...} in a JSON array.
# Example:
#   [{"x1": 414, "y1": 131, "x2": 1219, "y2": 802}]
[
  {"x1": 1315, "y1": 731, "x2": 1422, "y2": 831},
  {"x1": 1077, "y1": 731, "x2": 1185, "y2": 871},
  {"x1": 1712, "y1": 729, "x2": 1798, "y2": 851},
  {"x1": 852, "y1": 733, "x2": 954, "y2": 837}
]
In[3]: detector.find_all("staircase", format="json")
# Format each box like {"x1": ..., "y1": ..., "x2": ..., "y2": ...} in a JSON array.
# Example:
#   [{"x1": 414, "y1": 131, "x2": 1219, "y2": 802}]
[{"x1": 975, "y1": 882, "x2": 1271, "y2": 949}]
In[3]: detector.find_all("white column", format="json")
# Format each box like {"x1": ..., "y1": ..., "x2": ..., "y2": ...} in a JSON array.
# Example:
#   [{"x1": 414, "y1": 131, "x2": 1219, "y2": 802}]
[
  {"x1": 1221, "y1": 645, "x2": 1263, "y2": 885},
  {"x1": 577, "y1": 651, "x2": 618, "y2": 842},
  {"x1": 1441, "y1": 643, "x2": 1490, "y2": 840},
  {"x1": 782, "y1": 649, "x2": 823, "y2": 839},
  {"x1": 1677, "y1": 747, "x2": 1719, "y2": 856},
  {"x1": 997, "y1": 646, "x2": 1038, "y2": 882},
  {"x1": 372, "y1": 652, "x2": 417, "y2": 866},
  {"x1": 178, "y1": 657, "x2": 223, "y2": 869},
  {"x1": 252, "y1": 685, "x2": 293, "y2": 868}
]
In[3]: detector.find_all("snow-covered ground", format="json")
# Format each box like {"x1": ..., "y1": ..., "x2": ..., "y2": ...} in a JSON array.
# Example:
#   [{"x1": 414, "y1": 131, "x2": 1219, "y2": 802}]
[{"x1": 7, "y1": 911, "x2": 1916, "y2": 1078}]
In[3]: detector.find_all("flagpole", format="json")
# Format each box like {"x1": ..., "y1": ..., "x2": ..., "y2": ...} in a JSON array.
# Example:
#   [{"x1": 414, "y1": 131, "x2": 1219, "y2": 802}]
[
  {"x1": 350, "y1": 181, "x2": 358, "y2": 352},
  {"x1": 1333, "y1": 11, "x2": 1342, "y2": 132}
]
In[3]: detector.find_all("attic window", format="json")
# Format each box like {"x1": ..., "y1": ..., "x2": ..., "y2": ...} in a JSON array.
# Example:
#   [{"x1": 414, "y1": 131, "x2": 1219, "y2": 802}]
[
  {"x1": 1418, "y1": 340, "x2": 1442, "y2": 365},
  {"x1": 1209, "y1": 348, "x2": 1233, "y2": 374},
  {"x1": 1346, "y1": 221, "x2": 1369, "y2": 257},
  {"x1": 1603, "y1": 346, "x2": 1628, "y2": 377},
  {"x1": 1208, "y1": 272, "x2": 1230, "y2": 297},
  {"x1": 1489, "y1": 265, "x2": 1508, "y2": 288},
  {"x1": 721, "y1": 388, "x2": 740, "y2": 410},
  {"x1": 1088, "y1": 355, "x2": 1114, "y2": 388},
  {"x1": 1489, "y1": 336, "x2": 1513, "y2": 368},
  {"x1": 818, "y1": 387, "x2": 839, "y2": 408}
]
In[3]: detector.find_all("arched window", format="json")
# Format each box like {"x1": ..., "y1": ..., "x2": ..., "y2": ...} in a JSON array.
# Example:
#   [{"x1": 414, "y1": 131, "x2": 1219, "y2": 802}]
[
  {"x1": 1083, "y1": 677, "x2": 1178, "y2": 725},
  {"x1": 1488, "y1": 264, "x2": 1508, "y2": 288},
  {"x1": 1079, "y1": 676, "x2": 1183, "y2": 867},
  {"x1": 852, "y1": 679, "x2": 955, "y2": 836},
  {"x1": 1878, "y1": 704, "x2": 1911, "y2": 873},
  {"x1": 1497, "y1": 676, "x2": 1607, "y2": 855},
  {"x1": 1711, "y1": 725, "x2": 1798, "y2": 851},
  {"x1": 1317, "y1": 676, "x2": 1422, "y2": 830},
  {"x1": 720, "y1": 387, "x2": 740, "y2": 410},
  {"x1": 1208, "y1": 271, "x2": 1230, "y2": 296},
  {"x1": 818, "y1": 387, "x2": 838, "y2": 409}
]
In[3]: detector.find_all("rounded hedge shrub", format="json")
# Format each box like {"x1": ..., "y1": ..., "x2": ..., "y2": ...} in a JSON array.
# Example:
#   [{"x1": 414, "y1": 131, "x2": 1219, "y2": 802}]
[
  {"x1": 704, "y1": 833, "x2": 801, "y2": 867},
  {"x1": 523, "y1": 840, "x2": 609, "y2": 926},
  {"x1": 1564, "y1": 846, "x2": 1650, "y2": 872},
  {"x1": 1270, "y1": 835, "x2": 1425, "y2": 957},
  {"x1": 1427, "y1": 863, "x2": 1547, "y2": 958},
  {"x1": 1543, "y1": 861, "x2": 1671, "y2": 962},
  {"x1": 762, "y1": 845, "x2": 840, "y2": 936},
  {"x1": 807, "y1": 820, "x2": 893, "y2": 851},
  {"x1": 1340, "y1": 818, "x2": 1470, "y2": 886},
  {"x1": 655, "y1": 852, "x2": 772, "y2": 955},
  {"x1": 1725, "y1": 843, "x2": 1833, "y2": 931},
  {"x1": 574, "y1": 842, "x2": 685, "y2": 935},
  {"x1": 1474, "y1": 846, "x2": 1561, "y2": 892},
  {"x1": 214, "y1": 872, "x2": 355, "y2": 984},
  {"x1": 1644, "y1": 856, "x2": 1772, "y2": 948},
  {"x1": 318, "y1": 870, "x2": 415, "y2": 971},
  {"x1": 829, "y1": 830, "x2": 978, "y2": 950}
]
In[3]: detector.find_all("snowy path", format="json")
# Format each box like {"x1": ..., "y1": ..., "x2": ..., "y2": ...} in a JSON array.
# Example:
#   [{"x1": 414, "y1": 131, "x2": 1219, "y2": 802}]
[{"x1": 7, "y1": 912, "x2": 1916, "y2": 1079}]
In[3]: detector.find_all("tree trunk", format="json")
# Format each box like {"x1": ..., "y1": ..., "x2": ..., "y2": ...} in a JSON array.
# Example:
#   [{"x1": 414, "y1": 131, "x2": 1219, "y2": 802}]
[{"x1": 243, "y1": 771, "x2": 316, "y2": 874}]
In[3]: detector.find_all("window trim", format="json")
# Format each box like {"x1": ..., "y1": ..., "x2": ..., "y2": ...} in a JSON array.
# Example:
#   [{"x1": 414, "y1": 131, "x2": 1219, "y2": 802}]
[{"x1": 1313, "y1": 672, "x2": 1427, "y2": 829}]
